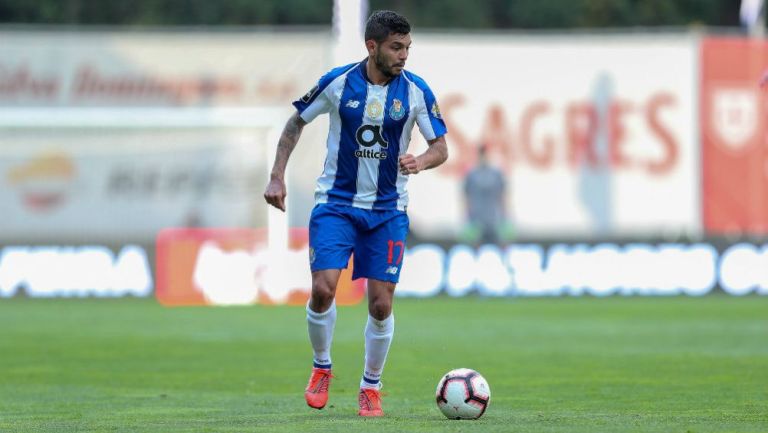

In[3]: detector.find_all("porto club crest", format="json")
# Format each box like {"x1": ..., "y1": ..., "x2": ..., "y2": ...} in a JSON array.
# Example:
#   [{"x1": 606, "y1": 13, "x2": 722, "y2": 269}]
[{"x1": 389, "y1": 99, "x2": 406, "y2": 121}]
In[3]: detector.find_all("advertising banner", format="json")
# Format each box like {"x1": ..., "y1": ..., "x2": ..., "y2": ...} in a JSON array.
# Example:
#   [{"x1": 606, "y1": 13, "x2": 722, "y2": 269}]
[
  {"x1": 155, "y1": 227, "x2": 365, "y2": 306},
  {"x1": 0, "y1": 244, "x2": 152, "y2": 298},
  {"x1": 0, "y1": 30, "x2": 330, "y2": 236},
  {"x1": 0, "y1": 127, "x2": 269, "y2": 242},
  {"x1": 0, "y1": 31, "x2": 705, "y2": 241},
  {"x1": 397, "y1": 240, "x2": 768, "y2": 298},
  {"x1": 701, "y1": 37, "x2": 768, "y2": 235},
  {"x1": 0, "y1": 30, "x2": 329, "y2": 107},
  {"x1": 403, "y1": 34, "x2": 700, "y2": 239},
  {"x1": 153, "y1": 232, "x2": 768, "y2": 302}
]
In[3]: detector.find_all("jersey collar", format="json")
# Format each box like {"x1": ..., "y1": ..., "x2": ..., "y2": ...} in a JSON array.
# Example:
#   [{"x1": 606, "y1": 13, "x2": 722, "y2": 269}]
[{"x1": 360, "y1": 58, "x2": 396, "y2": 86}]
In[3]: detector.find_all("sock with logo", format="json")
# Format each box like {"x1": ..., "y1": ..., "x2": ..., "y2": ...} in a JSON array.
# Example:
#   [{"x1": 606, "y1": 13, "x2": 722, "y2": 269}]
[
  {"x1": 360, "y1": 313, "x2": 394, "y2": 389},
  {"x1": 306, "y1": 300, "x2": 336, "y2": 369}
]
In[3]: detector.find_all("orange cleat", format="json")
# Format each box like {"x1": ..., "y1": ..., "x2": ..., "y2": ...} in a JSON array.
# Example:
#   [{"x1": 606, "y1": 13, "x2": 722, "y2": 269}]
[
  {"x1": 358, "y1": 387, "x2": 384, "y2": 417},
  {"x1": 304, "y1": 368, "x2": 333, "y2": 409}
]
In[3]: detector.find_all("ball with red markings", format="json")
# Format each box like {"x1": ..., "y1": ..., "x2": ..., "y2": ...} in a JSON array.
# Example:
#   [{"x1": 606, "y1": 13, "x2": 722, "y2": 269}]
[{"x1": 435, "y1": 368, "x2": 491, "y2": 419}]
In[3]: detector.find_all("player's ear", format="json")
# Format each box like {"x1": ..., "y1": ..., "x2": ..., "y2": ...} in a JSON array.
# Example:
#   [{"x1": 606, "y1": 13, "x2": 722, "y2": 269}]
[{"x1": 365, "y1": 39, "x2": 376, "y2": 56}]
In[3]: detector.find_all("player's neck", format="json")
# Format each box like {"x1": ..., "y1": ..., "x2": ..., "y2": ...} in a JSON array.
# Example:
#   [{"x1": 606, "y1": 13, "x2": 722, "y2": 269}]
[{"x1": 364, "y1": 58, "x2": 391, "y2": 86}]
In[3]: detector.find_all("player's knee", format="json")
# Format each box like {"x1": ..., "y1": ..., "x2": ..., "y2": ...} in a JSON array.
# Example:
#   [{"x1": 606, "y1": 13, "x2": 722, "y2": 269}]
[
  {"x1": 369, "y1": 298, "x2": 392, "y2": 320},
  {"x1": 310, "y1": 282, "x2": 336, "y2": 312}
]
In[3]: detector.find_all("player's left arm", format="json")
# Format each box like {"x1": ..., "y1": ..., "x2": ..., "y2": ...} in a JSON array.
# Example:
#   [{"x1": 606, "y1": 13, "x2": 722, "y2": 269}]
[{"x1": 398, "y1": 134, "x2": 448, "y2": 175}]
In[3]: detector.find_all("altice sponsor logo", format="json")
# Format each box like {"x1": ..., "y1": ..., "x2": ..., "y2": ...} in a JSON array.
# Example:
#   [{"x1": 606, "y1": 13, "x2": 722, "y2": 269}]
[
  {"x1": 354, "y1": 148, "x2": 387, "y2": 160},
  {"x1": 355, "y1": 124, "x2": 388, "y2": 159}
]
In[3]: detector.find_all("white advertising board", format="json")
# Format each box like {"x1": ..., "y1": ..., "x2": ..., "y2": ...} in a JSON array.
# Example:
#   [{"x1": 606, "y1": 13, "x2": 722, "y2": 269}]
[
  {"x1": 0, "y1": 120, "x2": 272, "y2": 242},
  {"x1": 404, "y1": 33, "x2": 700, "y2": 238},
  {"x1": 0, "y1": 30, "x2": 330, "y2": 107}
]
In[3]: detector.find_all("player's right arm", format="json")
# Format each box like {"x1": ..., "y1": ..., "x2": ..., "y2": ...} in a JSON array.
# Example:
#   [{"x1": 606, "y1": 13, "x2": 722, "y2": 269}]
[
  {"x1": 263, "y1": 111, "x2": 307, "y2": 212},
  {"x1": 263, "y1": 64, "x2": 353, "y2": 211}
]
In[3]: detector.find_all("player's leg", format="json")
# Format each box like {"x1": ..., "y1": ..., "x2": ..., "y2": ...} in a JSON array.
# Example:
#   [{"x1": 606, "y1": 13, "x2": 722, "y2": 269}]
[
  {"x1": 353, "y1": 210, "x2": 408, "y2": 416},
  {"x1": 304, "y1": 204, "x2": 355, "y2": 409},
  {"x1": 357, "y1": 278, "x2": 395, "y2": 417},
  {"x1": 361, "y1": 278, "x2": 396, "y2": 388},
  {"x1": 307, "y1": 268, "x2": 341, "y2": 369},
  {"x1": 304, "y1": 269, "x2": 341, "y2": 409}
]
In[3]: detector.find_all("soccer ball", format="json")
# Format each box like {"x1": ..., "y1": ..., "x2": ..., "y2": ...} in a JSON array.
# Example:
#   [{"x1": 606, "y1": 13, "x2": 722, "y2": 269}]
[{"x1": 435, "y1": 368, "x2": 491, "y2": 419}]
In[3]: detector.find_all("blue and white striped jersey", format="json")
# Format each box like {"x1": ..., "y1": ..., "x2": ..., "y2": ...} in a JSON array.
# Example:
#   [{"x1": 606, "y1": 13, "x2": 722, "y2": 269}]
[{"x1": 293, "y1": 60, "x2": 447, "y2": 211}]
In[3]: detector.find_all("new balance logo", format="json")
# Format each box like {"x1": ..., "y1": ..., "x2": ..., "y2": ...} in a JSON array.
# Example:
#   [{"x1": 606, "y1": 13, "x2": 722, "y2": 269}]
[
  {"x1": 346, "y1": 100, "x2": 360, "y2": 108},
  {"x1": 385, "y1": 266, "x2": 398, "y2": 275}
]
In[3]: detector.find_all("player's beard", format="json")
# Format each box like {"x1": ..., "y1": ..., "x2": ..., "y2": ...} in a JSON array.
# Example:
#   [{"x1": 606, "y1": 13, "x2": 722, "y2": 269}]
[{"x1": 374, "y1": 48, "x2": 402, "y2": 78}]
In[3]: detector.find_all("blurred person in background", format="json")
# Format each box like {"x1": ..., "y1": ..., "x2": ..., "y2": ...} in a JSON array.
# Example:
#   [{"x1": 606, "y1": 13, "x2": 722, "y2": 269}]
[
  {"x1": 263, "y1": 10, "x2": 448, "y2": 417},
  {"x1": 462, "y1": 144, "x2": 512, "y2": 245}
]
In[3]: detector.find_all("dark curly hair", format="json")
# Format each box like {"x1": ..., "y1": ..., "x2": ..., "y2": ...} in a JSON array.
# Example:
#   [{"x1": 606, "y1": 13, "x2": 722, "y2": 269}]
[{"x1": 364, "y1": 10, "x2": 411, "y2": 43}]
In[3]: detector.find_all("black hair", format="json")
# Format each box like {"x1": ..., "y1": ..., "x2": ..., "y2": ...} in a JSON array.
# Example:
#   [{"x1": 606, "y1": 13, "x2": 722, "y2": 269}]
[{"x1": 364, "y1": 10, "x2": 411, "y2": 43}]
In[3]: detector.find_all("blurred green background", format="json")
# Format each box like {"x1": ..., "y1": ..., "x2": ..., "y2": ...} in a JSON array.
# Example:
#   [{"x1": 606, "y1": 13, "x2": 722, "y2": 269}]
[{"x1": 0, "y1": 0, "x2": 744, "y2": 29}]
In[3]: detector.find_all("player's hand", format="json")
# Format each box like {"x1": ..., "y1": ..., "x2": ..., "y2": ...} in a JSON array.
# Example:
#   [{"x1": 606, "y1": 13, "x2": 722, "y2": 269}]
[
  {"x1": 399, "y1": 154, "x2": 422, "y2": 175},
  {"x1": 264, "y1": 177, "x2": 287, "y2": 212}
]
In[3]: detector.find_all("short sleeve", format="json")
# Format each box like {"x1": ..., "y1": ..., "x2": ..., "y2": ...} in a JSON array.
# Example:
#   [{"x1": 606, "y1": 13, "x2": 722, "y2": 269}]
[
  {"x1": 414, "y1": 81, "x2": 447, "y2": 141},
  {"x1": 292, "y1": 63, "x2": 357, "y2": 123},
  {"x1": 293, "y1": 81, "x2": 333, "y2": 123}
]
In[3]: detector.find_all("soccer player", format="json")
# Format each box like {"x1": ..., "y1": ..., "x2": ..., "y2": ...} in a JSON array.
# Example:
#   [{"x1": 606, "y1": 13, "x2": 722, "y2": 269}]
[{"x1": 263, "y1": 10, "x2": 448, "y2": 417}]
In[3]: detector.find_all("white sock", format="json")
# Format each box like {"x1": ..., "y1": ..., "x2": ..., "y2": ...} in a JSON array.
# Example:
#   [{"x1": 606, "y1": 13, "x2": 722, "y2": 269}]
[
  {"x1": 360, "y1": 313, "x2": 394, "y2": 389},
  {"x1": 306, "y1": 300, "x2": 336, "y2": 369}
]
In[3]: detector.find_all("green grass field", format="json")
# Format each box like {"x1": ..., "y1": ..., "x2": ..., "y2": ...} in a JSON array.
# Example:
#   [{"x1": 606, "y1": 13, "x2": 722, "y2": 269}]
[{"x1": 0, "y1": 296, "x2": 766, "y2": 432}]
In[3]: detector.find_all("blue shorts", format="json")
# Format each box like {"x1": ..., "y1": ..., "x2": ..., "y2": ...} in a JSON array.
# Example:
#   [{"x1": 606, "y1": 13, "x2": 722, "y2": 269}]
[{"x1": 309, "y1": 203, "x2": 409, "y2": 283}]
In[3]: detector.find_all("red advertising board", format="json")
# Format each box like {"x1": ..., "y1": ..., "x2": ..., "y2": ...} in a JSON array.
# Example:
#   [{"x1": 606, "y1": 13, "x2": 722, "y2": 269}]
[
  {"x1": 701, "y1": 37, "x2": 768, "y2": 235},
  {"x1": 156, "y1": 228, "x2": 365, "y2": 306}
]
